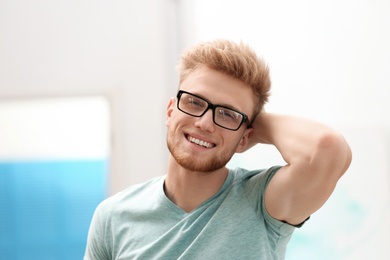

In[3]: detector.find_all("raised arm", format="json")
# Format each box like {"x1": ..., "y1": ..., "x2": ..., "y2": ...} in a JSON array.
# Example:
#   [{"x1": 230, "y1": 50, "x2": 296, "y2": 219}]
[{"x1": 249, "y1": 113, "x2": 352, "y2": 225}]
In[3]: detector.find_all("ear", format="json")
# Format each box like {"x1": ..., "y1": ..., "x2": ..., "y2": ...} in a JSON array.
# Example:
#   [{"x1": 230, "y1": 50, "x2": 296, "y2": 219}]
[
  {"x1": 166, "y1": 97, "x2": 175, "y2": 127},
  {"x1": 235, "y1": 127, "x2": 254, "y2": 153}
]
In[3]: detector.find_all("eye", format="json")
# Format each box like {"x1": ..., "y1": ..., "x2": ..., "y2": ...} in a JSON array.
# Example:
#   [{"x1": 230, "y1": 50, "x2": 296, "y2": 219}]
[
  {"x1": 186, "y1": 97, "x2": 206, "y2": 109},
  {"x1": 218, "y1": 109, "x2": 240, "y2": 122}
]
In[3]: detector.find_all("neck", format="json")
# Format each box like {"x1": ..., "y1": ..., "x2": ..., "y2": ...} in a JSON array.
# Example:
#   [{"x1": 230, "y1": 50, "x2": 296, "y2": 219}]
[{"x1": 164, "y1": 156, "x2": 229, "y2": 213}]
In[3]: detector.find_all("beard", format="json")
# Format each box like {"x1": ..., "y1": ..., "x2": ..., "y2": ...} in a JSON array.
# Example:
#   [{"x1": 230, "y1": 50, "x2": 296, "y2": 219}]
[{"x1": 166, "y1": 132, "x2": 237, "y2": 173}]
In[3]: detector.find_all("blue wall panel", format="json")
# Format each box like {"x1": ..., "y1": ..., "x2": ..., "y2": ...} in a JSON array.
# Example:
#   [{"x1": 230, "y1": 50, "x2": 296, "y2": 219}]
[{"x1": 0, "y1": 160, "x2": 107, "y2": 260}]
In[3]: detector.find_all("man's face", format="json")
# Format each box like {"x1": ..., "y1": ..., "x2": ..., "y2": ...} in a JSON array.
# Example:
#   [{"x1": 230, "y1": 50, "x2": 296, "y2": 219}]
[{"x1": 166, "y1": 66, "x2": 256, "y2": 173}]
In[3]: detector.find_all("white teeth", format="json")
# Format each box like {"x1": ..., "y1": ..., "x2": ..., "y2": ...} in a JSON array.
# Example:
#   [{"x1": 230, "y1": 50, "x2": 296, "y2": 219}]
[{"x1": 188, "y1": 136, "x2": 213, "y2": 148}]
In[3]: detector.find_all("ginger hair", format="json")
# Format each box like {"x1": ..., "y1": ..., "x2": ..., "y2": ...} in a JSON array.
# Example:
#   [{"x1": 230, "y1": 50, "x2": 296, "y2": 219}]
[{"x1": 177, "y1": 39, "x2": 271, "y2": 119}]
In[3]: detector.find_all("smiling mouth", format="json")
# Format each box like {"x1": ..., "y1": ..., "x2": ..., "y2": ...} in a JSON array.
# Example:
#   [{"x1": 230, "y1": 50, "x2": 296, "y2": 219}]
[{"x1": 186, "y1": 135, "x2": 215, "y2": 148}]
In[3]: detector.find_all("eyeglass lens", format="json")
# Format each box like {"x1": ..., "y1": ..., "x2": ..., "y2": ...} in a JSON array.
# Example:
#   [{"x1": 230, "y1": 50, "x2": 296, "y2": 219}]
[{"x1": 178, "y1": 92, "x2": 245, "y2": 130}]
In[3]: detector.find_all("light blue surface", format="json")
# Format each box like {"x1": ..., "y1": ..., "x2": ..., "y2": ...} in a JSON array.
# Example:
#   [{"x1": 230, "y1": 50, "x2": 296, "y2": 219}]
[{"x1": 0, "y1": 160, "x2": 107, "y2": 260}]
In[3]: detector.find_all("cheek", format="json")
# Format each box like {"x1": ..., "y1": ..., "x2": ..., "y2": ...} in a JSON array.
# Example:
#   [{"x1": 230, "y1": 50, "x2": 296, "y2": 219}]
[
  {"x1": 166, "y1": 107, "x2": 179, "y2": 127},
  {"x1": 225, "y1": 132, "x2": 246, "y2": 150},
  {"x1": 166, "y1": 110, "x2": 185, "y2": 129}
]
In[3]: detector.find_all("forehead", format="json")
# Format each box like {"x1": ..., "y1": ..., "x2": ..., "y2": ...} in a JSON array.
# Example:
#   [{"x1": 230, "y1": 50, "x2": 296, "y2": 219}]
[{"x1": 179, "y1": 67, "x2": 256, "y2": 115}]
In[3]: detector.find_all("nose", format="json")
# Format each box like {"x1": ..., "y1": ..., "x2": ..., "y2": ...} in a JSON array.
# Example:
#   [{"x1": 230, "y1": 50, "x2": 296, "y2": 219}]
[{"x1": 194, "y1": 109, "x2": 215, "y2": 132}]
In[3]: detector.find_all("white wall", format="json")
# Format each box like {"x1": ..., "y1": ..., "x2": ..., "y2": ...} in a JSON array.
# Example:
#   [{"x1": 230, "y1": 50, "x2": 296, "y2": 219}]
[
  {"x1": 188, "y1": 0, "x2": 390, "y2": 129},
  {"x1": 0, "y1": 0, "x2": 180, "y2": 194},
  {"x1": 183, "y1": 0, "x2": 390, "y2": 258}
]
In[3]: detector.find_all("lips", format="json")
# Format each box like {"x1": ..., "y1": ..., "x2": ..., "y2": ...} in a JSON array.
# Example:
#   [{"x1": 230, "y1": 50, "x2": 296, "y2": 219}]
[{"x1": 186, "y1": 134, "x2": 215, "y2": 148}]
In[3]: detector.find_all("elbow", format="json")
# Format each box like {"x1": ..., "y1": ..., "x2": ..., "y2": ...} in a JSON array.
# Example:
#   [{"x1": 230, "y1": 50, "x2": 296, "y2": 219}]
[{"x1": 316, "y1": 130, "x2": 352, "y2": 178}]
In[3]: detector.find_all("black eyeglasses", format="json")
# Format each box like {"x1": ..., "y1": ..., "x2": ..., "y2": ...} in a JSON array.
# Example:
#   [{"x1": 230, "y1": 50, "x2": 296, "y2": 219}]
[{"x1": 176, "y1": 90, "x2": 249, "y2": 131}]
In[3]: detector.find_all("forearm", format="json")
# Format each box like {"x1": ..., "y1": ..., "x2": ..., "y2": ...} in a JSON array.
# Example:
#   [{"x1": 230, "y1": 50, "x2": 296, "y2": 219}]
[{"x1": 249, "y1": 113, "x2": 351, "y2": 174}]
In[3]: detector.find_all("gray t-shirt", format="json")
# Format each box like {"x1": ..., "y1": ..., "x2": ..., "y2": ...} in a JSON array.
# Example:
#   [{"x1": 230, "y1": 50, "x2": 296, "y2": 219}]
[{"x1": 84, "y1": 166, "x2": 299, "y2": 259}]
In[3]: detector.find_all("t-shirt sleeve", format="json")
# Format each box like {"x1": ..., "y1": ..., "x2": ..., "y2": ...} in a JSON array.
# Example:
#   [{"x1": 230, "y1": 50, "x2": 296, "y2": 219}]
[
  {"x1": 242, "y1": 166, "x2": 299, "y2": 235},
  {"x1": 84, "y1": 200, "x2": 111, "y2": 260}
]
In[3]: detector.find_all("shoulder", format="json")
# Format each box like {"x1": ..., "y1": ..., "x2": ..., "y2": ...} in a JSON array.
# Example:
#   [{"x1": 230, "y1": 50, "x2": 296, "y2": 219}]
[
  {"x1": 96, "y1": 175, "x2": 165, "y2": 216},
  {"x1": 230, "y1": 166, "x2": 282, "y2": 188},
  {"x1": 226, "y1": 166, "x2": 282, "y2": 209},
  {"x1": 228, "y1": 166, "x2": 284, "y2": 217},
  {"x1": 116, "y1": 175, "x2": 164, "y2": 198},
  {"x1": 228, "y1": 166, "x2": 297, "y2": 231},
  {"x1": 85, "y1": 175, "x2": 166, "y2": 259}
]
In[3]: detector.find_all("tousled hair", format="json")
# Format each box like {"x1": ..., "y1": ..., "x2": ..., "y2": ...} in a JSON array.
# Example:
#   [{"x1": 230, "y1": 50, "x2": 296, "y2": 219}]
[{"x1": 177, "y1": 39, "x2": 271, "y2": 117}]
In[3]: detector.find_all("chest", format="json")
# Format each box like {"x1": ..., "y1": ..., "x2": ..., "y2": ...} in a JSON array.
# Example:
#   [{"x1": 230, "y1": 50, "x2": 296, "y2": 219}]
[{"x1": 109, "y1": 191, "x2": 274, "y2": 259}]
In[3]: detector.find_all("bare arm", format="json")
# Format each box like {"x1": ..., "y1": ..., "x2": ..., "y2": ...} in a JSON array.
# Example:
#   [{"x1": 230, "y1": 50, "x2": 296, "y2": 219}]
[{"x1": 248, "y1": 113, "x2": 352, "y2": 225}]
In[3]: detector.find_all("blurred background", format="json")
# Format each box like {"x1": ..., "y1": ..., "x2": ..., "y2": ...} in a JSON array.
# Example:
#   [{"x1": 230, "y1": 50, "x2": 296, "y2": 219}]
[{"x1": 0, "y1": 0, "x2": 389, "y2": 259}]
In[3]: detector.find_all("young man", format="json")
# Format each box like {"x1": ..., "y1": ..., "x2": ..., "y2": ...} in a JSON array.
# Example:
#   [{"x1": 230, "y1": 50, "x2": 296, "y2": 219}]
[{"x1": 84, "y1": 40, "x2": 352, "y2": 259}]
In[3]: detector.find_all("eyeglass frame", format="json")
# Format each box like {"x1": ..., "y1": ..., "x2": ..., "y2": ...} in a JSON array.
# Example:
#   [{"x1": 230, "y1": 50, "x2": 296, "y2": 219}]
[{"x1": 176, "y1": 90, "x2": 251, "y2": 131}]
